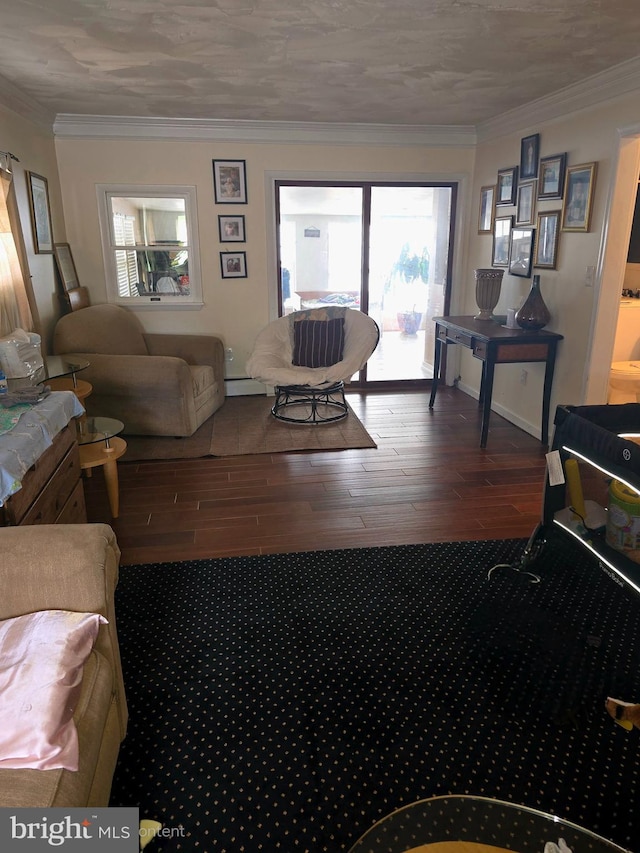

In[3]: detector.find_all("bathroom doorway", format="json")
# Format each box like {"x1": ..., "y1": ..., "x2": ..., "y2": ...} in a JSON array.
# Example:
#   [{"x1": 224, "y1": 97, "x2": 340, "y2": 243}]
[{"x1": 584, "y1": 129, "x2": 640, "y2": 404}]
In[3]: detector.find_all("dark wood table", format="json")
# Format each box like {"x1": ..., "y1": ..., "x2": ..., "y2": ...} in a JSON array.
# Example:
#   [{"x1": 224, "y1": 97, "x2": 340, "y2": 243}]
[{"x1": 429, "y1": 315, "x2": 563, "y2": 448}]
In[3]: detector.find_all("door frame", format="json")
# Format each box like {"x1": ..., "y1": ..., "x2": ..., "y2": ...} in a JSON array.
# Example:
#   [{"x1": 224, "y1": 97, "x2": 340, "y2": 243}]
[{"x1": 266, "y1": 170, "x2": 465, "y2": 386}]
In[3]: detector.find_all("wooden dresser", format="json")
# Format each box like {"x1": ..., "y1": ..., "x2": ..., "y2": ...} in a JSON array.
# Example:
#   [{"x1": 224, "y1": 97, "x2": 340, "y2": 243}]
[{"x1": 0, "y1": 423, "x2": 86, "y2": 526}]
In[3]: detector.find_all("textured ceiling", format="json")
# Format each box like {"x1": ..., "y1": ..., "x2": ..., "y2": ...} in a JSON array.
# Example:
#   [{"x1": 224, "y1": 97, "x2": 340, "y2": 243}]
[{"x1": 1, "y1": 0, "x2": 640, "y2": 126}]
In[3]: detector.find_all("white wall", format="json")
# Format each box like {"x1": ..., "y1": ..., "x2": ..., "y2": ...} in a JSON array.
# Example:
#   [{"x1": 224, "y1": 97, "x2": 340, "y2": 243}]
[{"x1": 54, "y1": 137, "x2": 475, "y2": 378}]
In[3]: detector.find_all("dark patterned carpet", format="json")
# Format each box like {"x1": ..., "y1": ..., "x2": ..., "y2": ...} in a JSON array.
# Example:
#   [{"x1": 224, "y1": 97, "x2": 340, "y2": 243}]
[{"x1": 110, "y1": 537, "x2": 640, "y2": 852}]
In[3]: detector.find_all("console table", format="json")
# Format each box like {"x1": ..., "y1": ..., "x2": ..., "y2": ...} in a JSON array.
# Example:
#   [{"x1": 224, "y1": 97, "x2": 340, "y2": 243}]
[{"x1": 429, "y1": 315, "x2": 563, "y2": 448}]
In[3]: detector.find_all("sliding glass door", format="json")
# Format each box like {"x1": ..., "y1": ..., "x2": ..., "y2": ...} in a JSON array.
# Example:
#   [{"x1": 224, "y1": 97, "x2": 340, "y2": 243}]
[{"x1": 276, "y1": 181, "x2": 455, "y2": 385}]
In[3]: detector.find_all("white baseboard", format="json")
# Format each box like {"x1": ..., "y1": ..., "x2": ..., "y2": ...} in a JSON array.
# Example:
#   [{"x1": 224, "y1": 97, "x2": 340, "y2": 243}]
[{"x1": 455, "y1": 380, "x2": 541, "y2": 440}]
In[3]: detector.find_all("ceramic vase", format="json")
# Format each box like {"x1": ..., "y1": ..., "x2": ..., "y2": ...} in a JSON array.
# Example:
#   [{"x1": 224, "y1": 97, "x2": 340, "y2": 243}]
[
  {"x1": 516, "y1": 275, "x2": 551, "y2": 330},
  {"x1": 474, "y1": 268, "x2": 504, "y2": 320}
]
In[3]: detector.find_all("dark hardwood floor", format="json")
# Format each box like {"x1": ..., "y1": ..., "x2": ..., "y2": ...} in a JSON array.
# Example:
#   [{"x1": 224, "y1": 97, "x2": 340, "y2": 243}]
[{"x1": 83, "y1": 386, "x2": 549, "y2": 566}]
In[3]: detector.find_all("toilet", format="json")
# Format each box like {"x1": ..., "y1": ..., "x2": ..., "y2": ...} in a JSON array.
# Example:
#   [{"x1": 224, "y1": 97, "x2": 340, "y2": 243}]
[{"x1": 609, "y1": 299, "x2": 640, "y2": 403}]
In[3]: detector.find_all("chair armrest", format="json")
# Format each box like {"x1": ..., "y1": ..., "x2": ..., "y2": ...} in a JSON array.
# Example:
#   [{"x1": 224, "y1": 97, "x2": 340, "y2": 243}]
[
  {"x1": 144, "y1": 333, "x2": 225, "y2": 375},
  {"x1": 63, "y1": 352, "x2": 193, "y2": 396},
  {"x1": 0, "y1": 523, "x2": 127, "y2": 737},
  {"x1": 0, "y1": 523, "x2": 120, "y2": 621}
]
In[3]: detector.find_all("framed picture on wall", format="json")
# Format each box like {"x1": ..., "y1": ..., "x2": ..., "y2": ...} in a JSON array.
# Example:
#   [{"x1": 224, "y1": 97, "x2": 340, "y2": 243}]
[
  {"x1": 220, "y1": 251, "x2": 247, "y2": 278},
  {"x1": 496, "y1": 166, "x2": 518, "y2": 206},
  {"x1": 534, "y1": 210, "x2": 561, "y2": 269},
  {"x1": 516, "y1": 180, "x2": 537, "y2": 226},
  {"x1": 509, "y1": 226, "x2": 535, "y2": 277},
  {"x1": 562, "y1": 162, "x2": 597, "y2": 232},
  {"x1": 26, "y1": 171, "x2": 53, "y2": 253},
  {"x1": 213, "y1": 159, "x2": 247, "y2": 204},
  {"x1": 538, "y1": 153, "x2": 567, "y2": 200},
  {"x1": 520, "y1": 133, "x2": 540, "y2": 180},
  {"x1": 218, "y1": 215, "x2": 246, "y2": 242},
  {"x1": 492, "y1": 215, "x2": 513, "y2": 267},
  {"x1": 478, "y1": 185, "x2": 496, "y2": 233}
]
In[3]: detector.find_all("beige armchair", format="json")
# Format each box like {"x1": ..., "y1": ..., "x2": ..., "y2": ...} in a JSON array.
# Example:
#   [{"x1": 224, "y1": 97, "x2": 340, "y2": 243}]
[{"x1": 53, "y1": 303, "x2": 225, "y2": 437}]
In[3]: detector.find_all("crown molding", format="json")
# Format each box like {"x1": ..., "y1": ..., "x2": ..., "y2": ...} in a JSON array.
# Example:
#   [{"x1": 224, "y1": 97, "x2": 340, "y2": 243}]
[
  {"x1": 52, "y1": 114, "x2": 477, "y2": 147},
  {"x1": 0, "y1": 74, "x2": 55, "y2": 131},
  {"x1": 477, "y1": 55, "x2": 640, "y2": 142}
]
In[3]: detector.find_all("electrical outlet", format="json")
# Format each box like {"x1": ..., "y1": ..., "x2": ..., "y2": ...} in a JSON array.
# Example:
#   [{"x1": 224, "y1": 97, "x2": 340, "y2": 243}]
[{"x1": 520, "y1": 369, "x2": 528, "y2": 385}]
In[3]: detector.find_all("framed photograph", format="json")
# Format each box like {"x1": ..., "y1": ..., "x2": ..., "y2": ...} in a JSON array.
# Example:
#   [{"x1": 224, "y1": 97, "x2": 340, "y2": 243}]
[
  {"x1": 538, "y1": 153, "x2": 567, "y2": 200},
  {"x1": 220, "y1": 251, "x2": 247, "y2": 279},
  {"x1": 218, "y1": 215, "x2": 246, "y2": 242},
  {"x1": 26, "y1": 171, "x2": 53, "y2": 253},
  {"x1": 53, "y1": 242, "x2": 79, "y2": 292},
  {"x1": 213, "y1": 159, "x2": 247, "y2": 204},
  {"x1": 509, "y1": 226, "x2": 535, "y2": 277},
  {"x1": 562, "y1": 162, "x2": 597, "y2": 232},
  {"x1": 516, "y1": 180, "x2": 537, "y2": 226},
  {"x1": 496, "y1": 166, "x2": 518, "y2": 206},
  {"x1": 520, "y1": 133, "x2": 540, "y2": 180},
  {"x1": 478, "y1": 185, "x2": 496, "y2": 234},
  {"x1": 492, "y1": 215, "x2": 513, "y2": 267},
  {"x1": 534, "y1": 210, "x2": 561, "y2": 269}
]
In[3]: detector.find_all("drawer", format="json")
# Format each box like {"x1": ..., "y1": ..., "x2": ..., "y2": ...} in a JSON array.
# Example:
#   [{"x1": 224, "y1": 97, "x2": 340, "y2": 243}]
[
  {"x1": 447, "y1": 330, "x2": 474, "y2": 348},
  {"x1": 20, "y1": 442, "x2": 82, "y2": 525},
  {"x1": 56, "y1": 477, "x2": 87, "y2": 524},
  {"x1": 495, "y1": 342, "x2": 549, "y2": 362},
  {"x1": 5, "y1": 425, "x2": 75, "y2": 521}
]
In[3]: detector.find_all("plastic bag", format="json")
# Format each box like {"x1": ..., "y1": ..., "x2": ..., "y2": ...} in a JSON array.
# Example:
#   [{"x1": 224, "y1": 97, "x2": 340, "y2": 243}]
[{"x1": 0, "y1": 328, "x2": 44, "y2": 378}]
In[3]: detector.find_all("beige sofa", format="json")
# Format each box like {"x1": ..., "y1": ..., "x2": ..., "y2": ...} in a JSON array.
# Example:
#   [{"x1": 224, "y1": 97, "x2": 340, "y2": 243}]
[
  {"x1": 0, "y1": 524, "x2": 127, "y2": 807},
  {"x1": 53, "y1": 303, "x2": 225, "y2": 436}
]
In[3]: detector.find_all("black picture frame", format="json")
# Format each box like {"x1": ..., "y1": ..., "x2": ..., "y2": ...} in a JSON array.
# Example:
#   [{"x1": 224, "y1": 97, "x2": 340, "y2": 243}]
[
  {"x1": 478, "y1": 185, "x2": 496, "y2": 234},
  {"x1": 492, "y1": 215, "x2": 513, "y2": 267},
  {"x1": 538, "y1": 153, "x2": 567, "y2": 200},
  {"x1": 534, "y1": 210, "x2": 561, "y2": 269},
  {"x1": 496, "y1": 166, "x2": 518, "y2": 206},
  {"x1": 509, "y1": 226, "x2": 535, "y2": 277},
  {"x1": 220, "y1": 251, "x2": 247, "y2": 278},
  {"x1": 218, "y1": 214, "x2": 246, "y2": 242},
  {"x1": 520, "y1": 133, "x2": 540, "y2": 180},
  {"x1": 213, "y1": 159, "x2": 248, "y2": 204},
  {"x1": 26, "y1": 171, "x2": 53, "y2": 253}
]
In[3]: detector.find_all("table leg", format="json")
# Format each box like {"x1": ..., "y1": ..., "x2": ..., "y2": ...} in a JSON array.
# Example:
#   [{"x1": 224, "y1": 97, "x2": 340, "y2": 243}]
[
  {"x1": 479, "y1": 361, "x2": 487, "y2": 408},
  {"x1": 480, "y1": 358, "x2": 495, "y2": 448},
  {"x1": 429, "y1": 338, "x2": 443, "y2": 408},
  {"x1": 542, "y1": 345, "x2": 557, "y2": 447},
  {"x1": 102, "y1": 458, "x2": 120, "y2": 518}
]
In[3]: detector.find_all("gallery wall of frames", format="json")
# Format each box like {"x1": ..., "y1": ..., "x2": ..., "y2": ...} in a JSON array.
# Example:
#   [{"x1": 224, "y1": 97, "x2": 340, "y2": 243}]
[
  {"x1": 213, "y1": 158, "x2": 248, "y2": 280},
  {"x1": 478, "y1": 132, "x2": 597, "y2": 279}
]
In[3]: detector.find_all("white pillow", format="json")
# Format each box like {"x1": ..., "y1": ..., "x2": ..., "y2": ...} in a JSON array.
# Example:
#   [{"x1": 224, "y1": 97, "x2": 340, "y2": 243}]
[{"x1": 0, "y1": 609, "x2": 106, "y2": 770}]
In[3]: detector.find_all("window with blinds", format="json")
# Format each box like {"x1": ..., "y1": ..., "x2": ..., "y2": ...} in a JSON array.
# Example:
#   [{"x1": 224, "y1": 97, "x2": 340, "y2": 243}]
[{"x1": 97, "y1": 184, "x2": 203, "y2": 308}]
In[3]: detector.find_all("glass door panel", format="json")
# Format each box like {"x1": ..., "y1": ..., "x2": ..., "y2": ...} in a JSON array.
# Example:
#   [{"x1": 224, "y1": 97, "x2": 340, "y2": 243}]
[
  {"x1": 367, "y1": 185, "x2": 452, "y2": 382},
  {"x1": 276, "y1": 181, "x2": 454, "y2": 386},
  {"x1": 278, "y1": 185, "x2": 363, "y2": 315}
]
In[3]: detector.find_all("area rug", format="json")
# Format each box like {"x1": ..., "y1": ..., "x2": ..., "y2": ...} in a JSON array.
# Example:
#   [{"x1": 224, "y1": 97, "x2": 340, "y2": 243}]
[
  {"x1": 109, "y1": 536, "x2": 640, "y2": 852},
  {"x1": 121, "y1": 394, "x2": 376, "y2": 461}
]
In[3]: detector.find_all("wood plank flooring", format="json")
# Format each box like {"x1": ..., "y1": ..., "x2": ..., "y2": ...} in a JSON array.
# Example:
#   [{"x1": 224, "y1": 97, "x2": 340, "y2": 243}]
[{"x1": 83, "y1": 387, "x2": 549, "y2": 565}]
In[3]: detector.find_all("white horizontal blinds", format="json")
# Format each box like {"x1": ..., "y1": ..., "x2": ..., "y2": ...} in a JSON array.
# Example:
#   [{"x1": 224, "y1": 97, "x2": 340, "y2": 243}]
[{"x1": 113, "y1": 213, "x2": 137, "y2": 297}]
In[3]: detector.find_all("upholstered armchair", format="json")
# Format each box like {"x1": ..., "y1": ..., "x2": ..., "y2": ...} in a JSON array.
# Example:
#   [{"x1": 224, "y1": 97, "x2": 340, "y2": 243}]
[{"x1": 53, "y1": 304, "x2": 225, "y2": 437}]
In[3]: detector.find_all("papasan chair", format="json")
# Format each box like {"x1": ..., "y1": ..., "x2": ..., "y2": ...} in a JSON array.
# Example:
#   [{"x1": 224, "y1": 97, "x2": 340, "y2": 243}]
[{"x1": 246, "y1": 306, "x2": 380, "y2": 423}]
